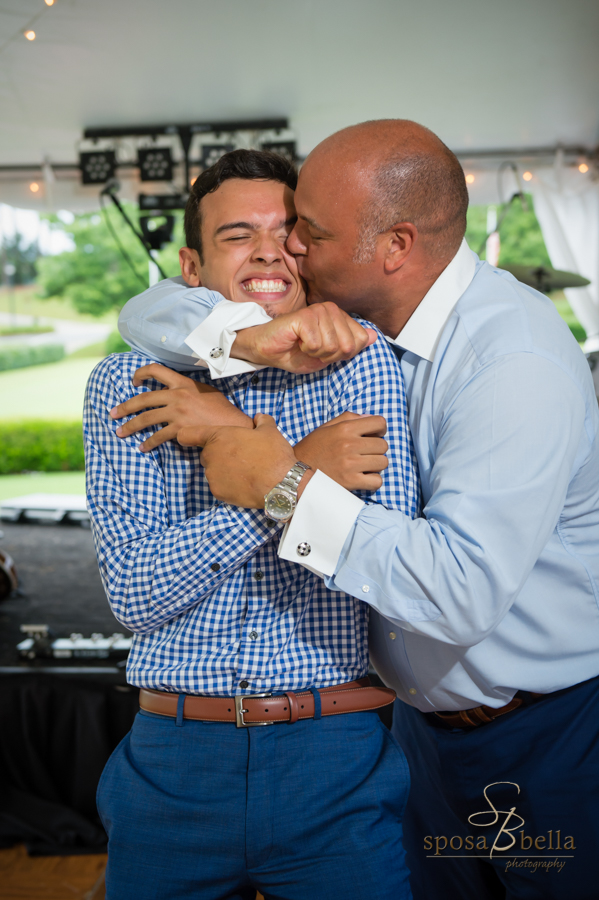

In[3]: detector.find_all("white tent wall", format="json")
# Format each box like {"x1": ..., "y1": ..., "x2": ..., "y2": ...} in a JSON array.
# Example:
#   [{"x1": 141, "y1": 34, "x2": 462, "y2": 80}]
[{"x1": 531, "y1": 166, "x2": 599, "y2": 352}]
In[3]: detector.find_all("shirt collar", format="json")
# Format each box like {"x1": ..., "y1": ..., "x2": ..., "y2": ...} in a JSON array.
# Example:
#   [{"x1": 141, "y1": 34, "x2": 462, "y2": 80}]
[{"x1": 391, "y1": 239, "x2": 476, "y2": 362}]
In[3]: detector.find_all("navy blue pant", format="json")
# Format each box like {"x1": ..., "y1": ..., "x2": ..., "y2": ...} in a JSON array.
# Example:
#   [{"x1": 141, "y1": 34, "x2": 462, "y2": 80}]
[
  {"x1": 393, "y1": 674, "x2": 599, "y2": 900},
  {"x1": 97, "y1": 709, "x2": 412, "y2": 900}
]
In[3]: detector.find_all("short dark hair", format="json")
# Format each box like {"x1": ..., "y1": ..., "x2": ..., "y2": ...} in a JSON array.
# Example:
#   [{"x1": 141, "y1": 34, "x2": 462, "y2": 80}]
[
  {"x1": 355, "y1": 144, "x2": 469, "y2": 264},
  {"x1": 184, "y1": 149, "x2": 298, "y2": 262}
]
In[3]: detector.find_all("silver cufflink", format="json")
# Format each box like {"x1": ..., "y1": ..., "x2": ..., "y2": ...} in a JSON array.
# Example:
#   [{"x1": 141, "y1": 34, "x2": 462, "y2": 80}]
[
  {"x1": 297, "y1": 542, "x2": 311, "y2": 557},
  {"x1": 209, "y1": 347, "x2": 224, "y2": 359}
]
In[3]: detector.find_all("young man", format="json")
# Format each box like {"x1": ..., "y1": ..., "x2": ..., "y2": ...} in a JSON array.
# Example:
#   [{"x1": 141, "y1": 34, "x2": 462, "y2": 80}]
[{"x1": 85, "y1": 150, "x2": 419, "y2": 900}]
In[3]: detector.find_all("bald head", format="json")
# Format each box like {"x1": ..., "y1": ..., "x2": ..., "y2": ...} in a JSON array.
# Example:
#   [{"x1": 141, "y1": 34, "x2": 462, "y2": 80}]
[{"x1": 306, "y1": 119, "x2": 469, "y2": 264}]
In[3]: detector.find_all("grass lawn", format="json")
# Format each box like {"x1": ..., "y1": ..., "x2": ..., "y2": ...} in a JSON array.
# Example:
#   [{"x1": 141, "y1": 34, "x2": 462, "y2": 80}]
[
  {"x1": 0, "y1": 285, "x2": 118, "y2": 325},
  {"x1": 0, "y1": 470, "x2": 85, "y2": 502},
  {"x1": 0, "y1": 356, "x2": 104, "y2": 421}
]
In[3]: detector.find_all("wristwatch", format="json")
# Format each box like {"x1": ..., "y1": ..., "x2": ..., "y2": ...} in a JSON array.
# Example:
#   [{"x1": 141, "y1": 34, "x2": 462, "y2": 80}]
[{"x1": 264, "y1": 461, "x2": 312, "y2": 523}]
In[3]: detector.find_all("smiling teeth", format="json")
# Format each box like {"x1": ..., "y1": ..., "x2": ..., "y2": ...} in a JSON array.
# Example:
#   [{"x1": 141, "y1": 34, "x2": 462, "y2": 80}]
[{"x1": 243, "y1": 279, "x2": 287, "y2": 293}]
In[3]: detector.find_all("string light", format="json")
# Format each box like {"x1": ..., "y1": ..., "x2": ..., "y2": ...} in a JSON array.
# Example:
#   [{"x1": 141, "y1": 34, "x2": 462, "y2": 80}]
[
  {"x1": 24, "y1": 30, "x2": 36, "y2": 41},
  {"x1": 579, "y1": 163, "x2": 589, "y2": 174},
  {"x1": 29, "y1": 182, "x2": 40, "y2": 193},
  {"x1": 522, "y1": 171, "x2": 533, "y2": 182},
  {"x1": 465, "y1": 173, "x2": 475, "y2": 184}
]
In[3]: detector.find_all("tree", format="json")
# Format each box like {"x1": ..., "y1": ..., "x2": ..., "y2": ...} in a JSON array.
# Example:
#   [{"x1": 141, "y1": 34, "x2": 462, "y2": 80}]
[
  {"x1": 465, "y1": 194, "x2": 552, "y2": 268},
  {"x1": 1, "y1": 232, "x2": 40, "y2": 285},
  {"x1": 36, "y1": 206, "x2": 182, "y2": 317}
]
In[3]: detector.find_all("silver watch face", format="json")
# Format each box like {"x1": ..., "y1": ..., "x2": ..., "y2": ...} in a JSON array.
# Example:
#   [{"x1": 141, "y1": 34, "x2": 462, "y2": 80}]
[{"x1": 265, "y1": 489, "x2": 296, "y2": 521}]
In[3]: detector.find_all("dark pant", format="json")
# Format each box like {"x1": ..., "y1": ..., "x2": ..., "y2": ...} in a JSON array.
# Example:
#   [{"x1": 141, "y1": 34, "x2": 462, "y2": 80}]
[
  {"x1": 97, "y1": 708, "x2": 412, "y2": 900},
  {"x1": 393, "y1": 674, "x2": 599, "y2": 900}
]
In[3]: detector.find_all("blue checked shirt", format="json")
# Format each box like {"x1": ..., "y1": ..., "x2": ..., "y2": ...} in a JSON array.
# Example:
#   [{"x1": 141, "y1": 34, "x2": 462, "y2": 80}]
[{"x1": 84, "y1": 303, "x2": 419, "y2": 696}]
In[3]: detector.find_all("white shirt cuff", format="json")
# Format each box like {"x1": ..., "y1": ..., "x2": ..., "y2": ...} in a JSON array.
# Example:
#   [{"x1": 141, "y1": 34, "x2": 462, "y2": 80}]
[
  {"x1": 184, "y1": 299, "x2": 272, "y2": 379},
  {"x1": 278, "y1": 470, "x2": 364, "y2": 577}
]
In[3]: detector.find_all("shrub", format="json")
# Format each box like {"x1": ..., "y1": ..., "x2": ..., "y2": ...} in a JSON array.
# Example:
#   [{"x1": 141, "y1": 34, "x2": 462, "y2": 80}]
[
  {"x1": 0, "y1": 421, "x2": 84, "y2": 474},
  {"x1": 0, "y1": 343, "x2": 65, "y2": 372},
  {"x1": 105, "y1": 330, "x2": 131, "y2": 354}
]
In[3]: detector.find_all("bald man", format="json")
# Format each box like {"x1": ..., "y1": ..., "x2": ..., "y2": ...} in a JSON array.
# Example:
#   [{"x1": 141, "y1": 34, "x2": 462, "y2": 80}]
[{"x1": 118, "y1": 121, "x2": 599, "y2": 900}]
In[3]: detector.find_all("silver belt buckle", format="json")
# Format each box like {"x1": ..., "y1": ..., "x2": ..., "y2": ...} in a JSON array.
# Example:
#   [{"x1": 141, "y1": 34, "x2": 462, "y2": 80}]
[{"x1": 235, "y1": 692, "x2": 274, "y2": 727}]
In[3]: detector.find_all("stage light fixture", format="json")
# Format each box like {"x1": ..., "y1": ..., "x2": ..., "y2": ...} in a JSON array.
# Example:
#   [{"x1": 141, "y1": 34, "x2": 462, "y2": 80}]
[
  {"x1": 200, "y1": 144, "x2": 235, "y2": 170},
  {"x1": 140, "y1": 214, "x2": 176, "y2": 251},
  {"x1": 139, "y1": 193, "x2": 188, "y2": 212},
  {"x1": 79, "y1": 150, "x2": 116, "y2": 185},
  {"x1": 29, "y1": 182, "x2": 40, "y2": 193},
  {"x1": 579, "y1": 162, "x2": 589, "y2": 174},
  {"x1": 522, "y1": 171, "x2": 533, "y2": 182},
  {"x1": 465, "y1": 173, "x2": 475, "y2": 184},
  {"x1": 260, "y1": 141, "x2": 297, "y2": 162},
  {"x1": 24, "y1": 30, "x2": 36, "y2": 41},
  {"x1": 137, "y1": 147, "x2": 174, "y2": 182}
]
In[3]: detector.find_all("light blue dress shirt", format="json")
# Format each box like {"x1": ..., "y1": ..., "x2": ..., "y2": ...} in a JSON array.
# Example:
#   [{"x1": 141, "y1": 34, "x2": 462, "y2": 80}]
[
  {"x1": 326, "y1": 251, "x2": 599, "y2": 711},
  {"x1": 119, "y1": 248, "x2": 599, "y2": 711}
]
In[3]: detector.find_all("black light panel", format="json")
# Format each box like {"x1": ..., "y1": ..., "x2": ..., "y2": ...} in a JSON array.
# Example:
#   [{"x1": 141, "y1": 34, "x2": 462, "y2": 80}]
[
  {"x1": 261, "y1": 141, "x2": 297, "y2": 162},
  {"x1": 137, "y1": 147, "x2": 174, "y2": 182},
  {"x1": 79, "y1": 150, "x2": 116, "y2": 185},
  {"x1": 200, "y1": 144, "x2": 235, "y2": 170}
]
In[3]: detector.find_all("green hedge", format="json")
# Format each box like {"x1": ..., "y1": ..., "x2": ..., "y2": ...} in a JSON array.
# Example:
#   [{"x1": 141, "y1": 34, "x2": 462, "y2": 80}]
[
  {"x1": 0, "y1": 325, "x2": 54, "y2": 336},
  {"x1": 106, "y1": 330, "x2": 131, "y2": 354},
  {"x1": 0, "y1": 421, "x2": 84, "y2": 474},
  {"x1": 0, "y1": 343, "x2": 65, "y2": 372}
]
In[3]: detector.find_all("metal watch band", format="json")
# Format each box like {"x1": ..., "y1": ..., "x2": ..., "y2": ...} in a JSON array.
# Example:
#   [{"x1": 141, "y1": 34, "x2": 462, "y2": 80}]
[{"x1": 278, "y1": 461, "x2": 311, "y2": 495}]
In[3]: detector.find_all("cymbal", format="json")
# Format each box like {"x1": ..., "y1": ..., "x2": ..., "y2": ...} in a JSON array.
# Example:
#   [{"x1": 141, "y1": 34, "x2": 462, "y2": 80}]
[{"x1": 499, "y1": 264, "x2": 591, "y2": 292}]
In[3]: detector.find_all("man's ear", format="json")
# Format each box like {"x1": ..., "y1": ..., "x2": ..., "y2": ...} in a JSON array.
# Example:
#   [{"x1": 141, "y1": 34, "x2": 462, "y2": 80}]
[
  {"x1": 383, "y1": 223, "x2": 417, "y2": 274},
  {"x1": 179, "y1": 247, "x2": 202, "y2": 287}
]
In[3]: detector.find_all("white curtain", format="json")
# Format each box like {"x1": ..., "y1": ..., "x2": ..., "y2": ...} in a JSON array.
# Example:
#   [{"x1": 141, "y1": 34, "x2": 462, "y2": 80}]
[{"x1": 531, "y1": 163, "x2": 599, "y2": 353}]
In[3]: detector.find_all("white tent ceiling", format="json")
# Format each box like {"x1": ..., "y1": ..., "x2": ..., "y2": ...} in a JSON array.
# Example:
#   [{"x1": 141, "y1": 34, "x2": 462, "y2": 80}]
[{"x1": 0, "y1": 0, "x2": 598, "y2": 210}]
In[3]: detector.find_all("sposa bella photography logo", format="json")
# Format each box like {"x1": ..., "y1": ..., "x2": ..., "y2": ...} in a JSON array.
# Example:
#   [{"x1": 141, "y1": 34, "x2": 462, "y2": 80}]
[{"x1": 423, "y1": 782, "x2": 575, "y2": 873}]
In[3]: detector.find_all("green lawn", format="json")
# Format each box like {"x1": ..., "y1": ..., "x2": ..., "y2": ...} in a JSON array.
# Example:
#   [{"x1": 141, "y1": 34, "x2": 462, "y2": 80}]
[
  {"x1": 0, "y1": 470, "x2": 85, "y2": 502},
  {"x1": 0, "y1": 356, "x2": 103, "y2": 421},
  {"x1": 0, "y1": 285, "x2": 117, "y2": 325}
]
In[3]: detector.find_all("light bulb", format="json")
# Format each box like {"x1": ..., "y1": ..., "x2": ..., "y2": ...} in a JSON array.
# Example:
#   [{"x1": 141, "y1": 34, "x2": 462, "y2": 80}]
[
  {"x1": 579, "y1": 163, "x2": 589, "y2": 174},
  {"x1": 29, "y1": 182, "x2": 40, "y2": 193},
  {"x1": 465, "y1": 174, "x2": 475, "y2": 185},
  {"x1": 45, "y1": 0, "x2": 56, "y2": 5},
  {"x1": 24, "y1": 30, "x2": 36, "y2": 41},
  {"x1": 522, "y1": 171, "x2": 533, "y2": 182}
]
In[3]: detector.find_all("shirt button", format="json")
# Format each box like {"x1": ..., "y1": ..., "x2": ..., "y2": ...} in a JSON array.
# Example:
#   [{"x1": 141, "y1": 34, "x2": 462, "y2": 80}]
[
  {"x1": 239, "y1": 680, "x2": 249, "y2": 689},
  {"x1": 249, "y1": 631, "x2": 259, "y2": 641},
  {"x1": 254, "y1": 571, "x2": 263, "y2": 580},
  {"x1": 297, "y1": 542, "x2": 311, "y2": 557},
  {"x1": 389, "y1": 632, "x2": 396, "y2": 640},
  {"x1": 251, "y1": 375, "x2": 259, "y2": 385},
  {"x1": 362, "y1": 585, "x2": 370, "y2": 593},
  {"x1": 160, "y1": 335, "x2": 167, "y2": 343},
  {"x1": 209, "y1": 347, "x2": 224, "y2": 359},
  {"x1": 409, "y1": 688, "x2": 417, "y2": 695},
  {"x1": 210, "y1": 562, "x2": 220, "y2": 572}
]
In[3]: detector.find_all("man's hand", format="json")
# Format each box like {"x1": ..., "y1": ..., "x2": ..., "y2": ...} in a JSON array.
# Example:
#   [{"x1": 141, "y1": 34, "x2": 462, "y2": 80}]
[
  {"x1": 179, "y1": 414, "x2": 301, "y2": 508},
  {"x1": 109, "y1": 363, "x2": 253, "y2": 453},
  {"x1": 232, "y1": 302, "x2": 377, "y2": 374},
  {"x1": 293, "y1": 412, "x2": 389, "y2": 491}
]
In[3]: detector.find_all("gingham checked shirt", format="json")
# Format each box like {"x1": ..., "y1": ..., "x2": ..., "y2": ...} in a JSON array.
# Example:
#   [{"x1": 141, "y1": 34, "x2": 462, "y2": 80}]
[{"x1": 84, "y1": 328, "x2": 420, "y2": 696}]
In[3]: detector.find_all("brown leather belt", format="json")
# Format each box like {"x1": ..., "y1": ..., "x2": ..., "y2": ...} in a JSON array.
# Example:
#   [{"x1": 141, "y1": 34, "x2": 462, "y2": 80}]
[
  {"x1": 139, "y1": 677, "x2": 395, "y2": 727},
  {"x1": 433, "y1": 691, "x2": 546, "y2": 729}
]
